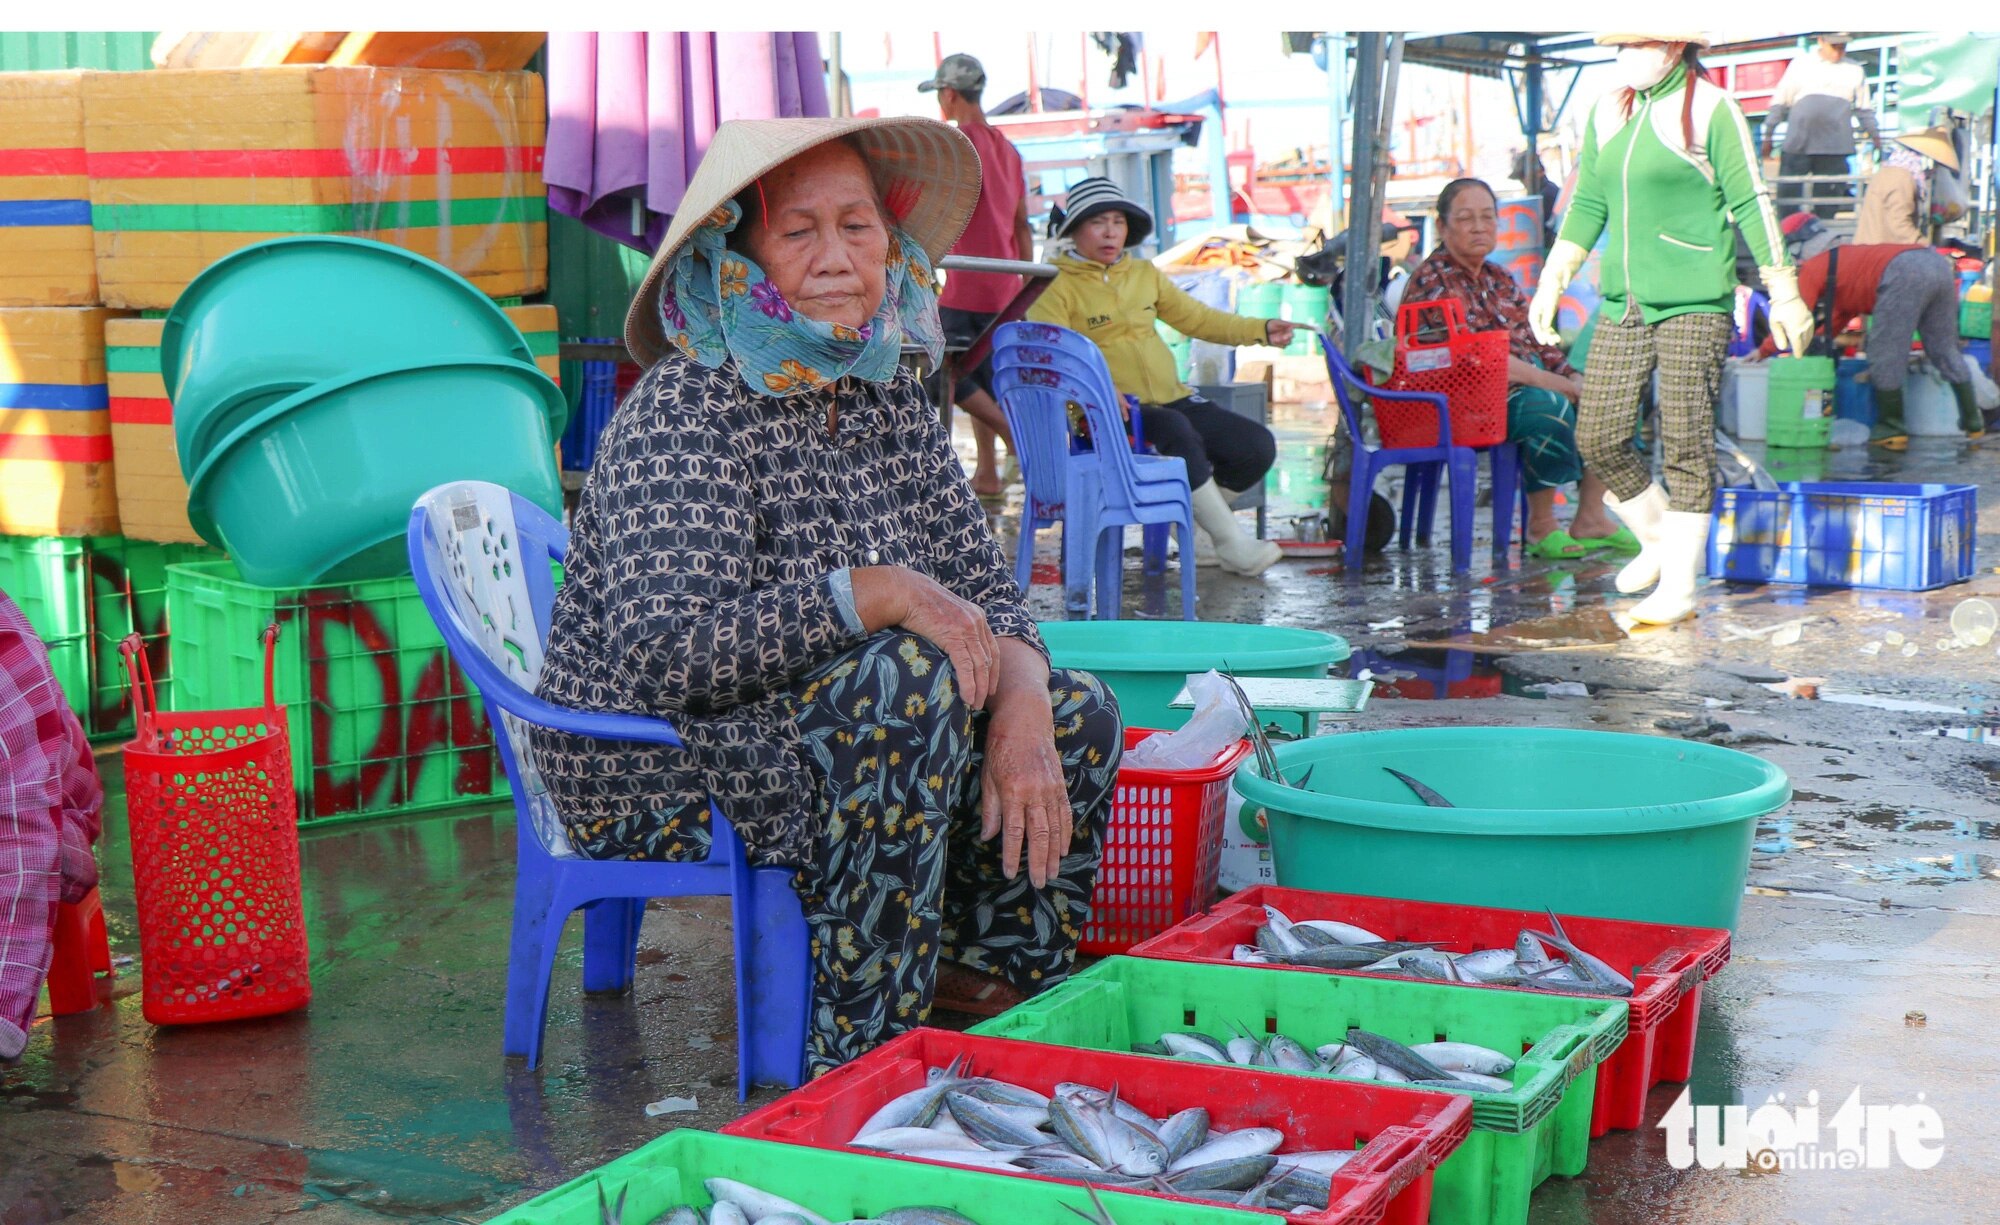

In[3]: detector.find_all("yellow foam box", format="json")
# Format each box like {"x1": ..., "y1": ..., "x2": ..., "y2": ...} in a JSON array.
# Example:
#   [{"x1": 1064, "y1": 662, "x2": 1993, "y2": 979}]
[
  {"x1": 0, "y1": 307, "x2": 125, "y2": 382},
  {"x1": 0, "y1": 408, "x2": 110, "y2": 437},
  {"x1": 0, "y1": 72, "x2": 98, "y2": 306},
  {"x1": 327, "y1": 32, "x2": 545, "y2": 72},
  {"x1": 0, "y1": 458, "x2": 120, "y2": 536},
  {"x1": 83, "y1": 66, "x2": 546, "y2": 309},
  {"x1": 107, "y1": 419, "x2": 199, "y2": 542}
]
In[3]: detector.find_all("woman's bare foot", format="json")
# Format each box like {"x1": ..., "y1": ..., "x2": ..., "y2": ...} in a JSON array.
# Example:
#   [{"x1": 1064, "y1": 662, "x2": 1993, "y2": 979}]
[
  {"x1": 970, "y1": 468, "x2": 1005, "y2": 498},
  {"x1": 932, "y1": 961, "x2": 1027, "y2": 1018},
  {"x1": 1568, "y1": 510, "x2": 1620, "y2": 539}
]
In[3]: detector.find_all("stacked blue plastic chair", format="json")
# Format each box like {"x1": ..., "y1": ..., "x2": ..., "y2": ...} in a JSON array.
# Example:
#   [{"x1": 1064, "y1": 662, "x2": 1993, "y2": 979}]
[
  {"x1": 1324, "y1": 343, "x2": 1522, "y2": 572},
  {"x1": 992, "y1": 321, "x2": 1198, "y2": 619},
  {"x1": 406, "y1": 481, "x2": 810, "y2": 1098}
]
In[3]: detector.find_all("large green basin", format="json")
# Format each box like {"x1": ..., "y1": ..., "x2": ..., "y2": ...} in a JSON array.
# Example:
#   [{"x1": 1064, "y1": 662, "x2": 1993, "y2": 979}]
[
  {"x1": 1038, "y1": 619, "x2": 1349, "y2": 729},
  {"x1": 185, "y1": 357, "x2": 564, "y2": 588},
  {"x1": 163, "y1": 236, "x2": 552, "y2": 473},
  {"x1": 1233, "y1": 727, "x2": 1790, "y2": 932}
]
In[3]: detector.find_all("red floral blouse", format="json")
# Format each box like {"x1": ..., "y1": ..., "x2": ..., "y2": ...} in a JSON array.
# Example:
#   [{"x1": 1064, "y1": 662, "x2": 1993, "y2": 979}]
[{"x1": 1402, "y1": 248, "x2": 1576, "y2": 377}]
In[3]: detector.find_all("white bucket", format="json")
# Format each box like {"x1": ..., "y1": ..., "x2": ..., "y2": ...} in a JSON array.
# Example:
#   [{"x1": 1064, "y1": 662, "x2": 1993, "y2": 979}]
[
  {"x1": 1906, "y1": 369, "x2": 1961, "y2": 435},
  {"x1": 1727, "y1": 360, "x2": 1771, "y2": 440}
]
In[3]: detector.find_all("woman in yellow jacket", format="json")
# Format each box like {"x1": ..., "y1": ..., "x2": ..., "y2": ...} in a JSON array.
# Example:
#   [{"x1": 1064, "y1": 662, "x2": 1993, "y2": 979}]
[{"x1": 1027, "y1": 178, "x2": 1295, "y2": 576}]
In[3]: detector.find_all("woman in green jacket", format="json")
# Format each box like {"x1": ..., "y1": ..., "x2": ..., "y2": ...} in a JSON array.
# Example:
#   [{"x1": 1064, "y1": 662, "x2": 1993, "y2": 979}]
[{"x1": 1530, "y1": 32, "x2": 1815, "y2": 625}]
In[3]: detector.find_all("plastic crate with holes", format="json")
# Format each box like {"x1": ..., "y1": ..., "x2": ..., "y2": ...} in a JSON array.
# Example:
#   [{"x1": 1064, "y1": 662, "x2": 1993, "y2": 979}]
[
  {"x1": 1707, "y1": 481, "x2": 1976, "y2": 591},
  {"x1": 1081, "y1": 728, "x2": 1252, "y2": 955}
]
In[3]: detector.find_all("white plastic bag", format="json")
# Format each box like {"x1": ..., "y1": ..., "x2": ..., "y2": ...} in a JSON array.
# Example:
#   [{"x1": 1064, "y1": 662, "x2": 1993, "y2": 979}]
[
  {"x1": 1124, "y1": 670, "x2": 1249, "y2": 770},
  {"x1": 1971, "y1": 365, "x2": 1999, "y2": 412}
]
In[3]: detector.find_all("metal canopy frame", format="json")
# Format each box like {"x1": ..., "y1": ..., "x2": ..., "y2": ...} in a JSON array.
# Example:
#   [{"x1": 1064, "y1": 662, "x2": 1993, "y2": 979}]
[{"x1": 1400, "y1": 32, "x2": 1611, "y2": 140}]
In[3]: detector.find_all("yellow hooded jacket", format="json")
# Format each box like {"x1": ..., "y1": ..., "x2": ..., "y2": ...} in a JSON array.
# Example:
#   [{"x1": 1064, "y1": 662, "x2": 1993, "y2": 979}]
[{"x1": 1025, "y1": 251, "x2": 1269, "y2": 404}]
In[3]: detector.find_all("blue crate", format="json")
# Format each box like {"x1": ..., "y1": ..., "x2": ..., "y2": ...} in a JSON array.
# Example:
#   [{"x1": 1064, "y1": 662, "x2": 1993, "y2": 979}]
[
  {"x1": 1964, "y1": 337, "x2": 1991, "y2": 375},
  {"x1": 1708, "y1": 482, "x2": 1977, "y2": 591},
  {"x1": 558, "y1": 337, "x2": 620, "y2": 473},
  {"x1": 1833, "y1": 357, "x2": 1873, "y2": 424}
]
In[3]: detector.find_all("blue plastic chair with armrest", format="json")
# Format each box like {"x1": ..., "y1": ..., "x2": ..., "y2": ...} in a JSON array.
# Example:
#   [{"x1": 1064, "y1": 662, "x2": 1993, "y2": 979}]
[
  {"x1": 405, "y1": 480, "x2": 810, "y2": 1098},
  {"x1": 1324, "y1": 344, "x2": 1522, "y2": 572}
]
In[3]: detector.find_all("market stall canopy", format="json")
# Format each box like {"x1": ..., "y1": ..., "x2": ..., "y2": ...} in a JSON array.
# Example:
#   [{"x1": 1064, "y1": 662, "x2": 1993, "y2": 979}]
[
  {"x1": 1895, "y1": 34, "x2": 2000, "y2": 117},
  {"x1": 544, "y1": 32, "x2": 830, "y2": 252}
]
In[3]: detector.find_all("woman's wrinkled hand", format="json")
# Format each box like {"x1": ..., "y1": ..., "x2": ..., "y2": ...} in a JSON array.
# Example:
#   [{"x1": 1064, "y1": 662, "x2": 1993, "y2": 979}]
[
  {"x1": 980, "y1": 696, "x2": 1070, "y2": 888},
  {"x1": 883, "y1": 570, "x2": 999, "y2": 710}
]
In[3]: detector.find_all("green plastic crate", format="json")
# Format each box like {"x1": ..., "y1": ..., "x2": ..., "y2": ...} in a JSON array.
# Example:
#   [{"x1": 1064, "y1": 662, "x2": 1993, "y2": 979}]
[
  {"x1": 1964, "y1": 298, "x2": 1993, "y2": 340},
  {"x1": 487, "y1": 1129, "x2": 1269, "y2": 1225},
  {"x1": 165, "y1": 559, "x2": 508, "y2": 827},
  {"x1": 85, "y1": 538, "x2": 221, "y2": 741},
  {"x1": 970, "y1": 956, "x2": 1628, "y2": 1225},
  {"x1": 0, "y1": 535, "x2": 91, "y2": 720}
]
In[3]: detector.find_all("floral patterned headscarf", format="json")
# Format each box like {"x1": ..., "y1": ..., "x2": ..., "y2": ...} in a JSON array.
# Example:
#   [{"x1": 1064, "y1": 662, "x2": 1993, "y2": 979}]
[{"x1": 658, "y1": 199, "x2": 945, "y2": 398}]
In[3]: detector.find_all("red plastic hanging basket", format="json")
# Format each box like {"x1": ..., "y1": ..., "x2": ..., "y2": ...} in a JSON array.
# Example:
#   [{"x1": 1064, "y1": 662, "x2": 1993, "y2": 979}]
[
  {"x1": 121, "y1": 625, "x2": 311, "y2": 1025},
  {"x1": 1374, "y1": 298, "x2": 1511, "y2": 449}
]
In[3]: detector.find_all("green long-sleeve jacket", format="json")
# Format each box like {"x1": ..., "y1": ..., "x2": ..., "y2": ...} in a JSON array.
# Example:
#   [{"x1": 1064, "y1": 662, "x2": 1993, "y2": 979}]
[{"x1": 1558, "y1": 65, "x2": 1790, "y2": 325}]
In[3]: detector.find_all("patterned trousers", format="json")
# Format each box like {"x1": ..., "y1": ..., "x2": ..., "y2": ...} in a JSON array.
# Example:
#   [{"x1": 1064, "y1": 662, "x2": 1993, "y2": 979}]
[
  {"x1": 1577, "y1": 309, "x2": 1732, "y2": 513},
  {"x1": 1868, "y1": 250, "x2": 1972, "y2": 391},
  {"x1": 787, "y1": 631, "x2": 1121, "y2": 1076},
  {"x1": 1508, "y1": 384, "x2": 1583, "y2": 493}
]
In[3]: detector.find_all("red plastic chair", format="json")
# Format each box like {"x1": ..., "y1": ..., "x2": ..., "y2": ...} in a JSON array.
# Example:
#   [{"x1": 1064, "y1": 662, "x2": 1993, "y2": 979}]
[{"x1": 45, "y1": 886, "x2": 113, "y2": 1015}]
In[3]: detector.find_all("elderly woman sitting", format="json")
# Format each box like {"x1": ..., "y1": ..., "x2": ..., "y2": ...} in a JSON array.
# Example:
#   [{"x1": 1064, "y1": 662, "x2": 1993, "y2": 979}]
[
  {"x1": 531, "y1": 118, "x2": 1123, "y2": 1077},
  {"x1": 1401, "y1": 178, "x2": 1633, "y2": 559}
]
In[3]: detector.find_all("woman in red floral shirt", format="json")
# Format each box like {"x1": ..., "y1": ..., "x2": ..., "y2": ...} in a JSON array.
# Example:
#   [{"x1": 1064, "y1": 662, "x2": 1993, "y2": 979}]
[{"x1": 1401, "y1": 179, "x2": 1636, "y2": 558}]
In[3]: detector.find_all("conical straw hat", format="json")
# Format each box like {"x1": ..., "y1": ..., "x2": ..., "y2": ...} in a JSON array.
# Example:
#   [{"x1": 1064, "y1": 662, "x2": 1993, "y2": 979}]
[{"x1": 623, "y1": 116, "x2": 982, "y2": 367}]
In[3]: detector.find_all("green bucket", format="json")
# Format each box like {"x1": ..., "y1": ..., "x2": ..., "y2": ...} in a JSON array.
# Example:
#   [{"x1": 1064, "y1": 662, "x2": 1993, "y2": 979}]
[
  {"x1": 1280, "y1": 283, "x2": 1330, "y2": 355},
  {"x1": 1765, "y1": 355, "x2": 1835, "y2": 449},
  {"x1": 1236, "y1": 281, "x2": 1284, "y2": 319},
  {"x1": 1232, "y1": 727, "x2": 1790, "y2": 931},
  {"x1": 1962, "y1": 298, "x2": 1992, "y2": 340},
  {"x1": 1039, "y1": 619, "x2": 1349, "y2": 729}
]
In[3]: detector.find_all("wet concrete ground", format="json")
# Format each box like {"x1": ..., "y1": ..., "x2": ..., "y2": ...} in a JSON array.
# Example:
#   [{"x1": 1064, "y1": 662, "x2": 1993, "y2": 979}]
[{"x1": 6, "y1": 406, "x2": 1998, "y2": 1223}]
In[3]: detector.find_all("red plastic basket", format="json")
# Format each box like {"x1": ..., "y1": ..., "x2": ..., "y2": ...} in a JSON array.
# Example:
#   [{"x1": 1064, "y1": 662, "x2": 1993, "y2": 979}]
[
  {"x1": 1128, "y1": 886, "x2": 1732, "y2": 1136},
  {"x1": 1081, "y1": 729, "x2": 1252, "y2": 956},
  {"x1": 1374, "y1": 298, "x2": 1510, "y2": 449},
  {"x1": 120, "y1": 626, "x2": 311, "y2": 1025},
  {"x1": 726, "y1": 1028, "x2": 1472, "y2": 1225}
]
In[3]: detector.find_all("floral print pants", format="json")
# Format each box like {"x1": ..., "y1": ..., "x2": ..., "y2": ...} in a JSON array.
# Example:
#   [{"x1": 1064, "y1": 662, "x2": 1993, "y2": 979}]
[{"x1": 788, "y1": 631, "x2": 1121, "y2": 1077}]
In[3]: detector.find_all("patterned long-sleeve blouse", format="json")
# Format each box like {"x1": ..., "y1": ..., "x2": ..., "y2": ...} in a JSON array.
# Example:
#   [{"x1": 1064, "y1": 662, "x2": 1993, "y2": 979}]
[{"x1": 531, "y1": 351, "x2": 1043, "y2": 868}]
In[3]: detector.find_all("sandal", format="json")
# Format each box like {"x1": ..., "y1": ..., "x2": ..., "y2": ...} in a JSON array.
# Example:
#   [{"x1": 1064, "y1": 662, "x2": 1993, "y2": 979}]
[
  {"x1": 1523, "y1": 529, "x2": 1588, "y2": 560},
  {"x1": 931, "y1": 963, "x2": 1027, "y2": 1019},
  {"x1": 1571, "y1": 525, "x2": 1642, "y2": 555}
]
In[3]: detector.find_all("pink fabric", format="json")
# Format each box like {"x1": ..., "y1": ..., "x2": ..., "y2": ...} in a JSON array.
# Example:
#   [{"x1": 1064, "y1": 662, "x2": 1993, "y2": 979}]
[
  {"x1": 546, "y1": 32, "x2": 831, "y2": 251},
  {"x1": 939, "y1": 122, "x2": 1028, "y2": 314},
  {"x1": 0, "y1": 589, "x2": 103, "y2": 1055}
]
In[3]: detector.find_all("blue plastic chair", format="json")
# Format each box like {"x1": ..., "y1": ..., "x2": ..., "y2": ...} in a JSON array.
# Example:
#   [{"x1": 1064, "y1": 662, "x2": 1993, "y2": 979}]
[
  {"x1": 406, "y1": 481, "x2": 810, "y2": 1098},
  {"x1": 1324, "y1": 344, "x2": 1521, "y2": 572},
  {"x1": 993, "y1": 322, "x2": 1197, "y2": 619}
]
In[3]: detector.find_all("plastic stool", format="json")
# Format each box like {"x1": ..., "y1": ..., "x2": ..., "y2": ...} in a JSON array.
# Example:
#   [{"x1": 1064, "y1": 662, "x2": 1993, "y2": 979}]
[{"x1": 46, "y1": 886, "x2": 113, "y2": 1015}]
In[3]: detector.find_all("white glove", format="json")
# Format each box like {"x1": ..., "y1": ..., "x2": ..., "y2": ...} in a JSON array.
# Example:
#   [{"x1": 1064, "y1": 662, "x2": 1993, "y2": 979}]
[
  {"x1": 1762, "y1": 265, "x2": 1816, "y2": 355},
  {"x1": 1529, "y1": 239, "x2": 1590, "y2": 346}
]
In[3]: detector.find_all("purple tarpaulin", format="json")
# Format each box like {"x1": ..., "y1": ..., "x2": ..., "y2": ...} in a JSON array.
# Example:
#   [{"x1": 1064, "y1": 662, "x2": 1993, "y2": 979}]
[{"x1": 545, "y1": 32, "x2": 831, "y2": 251}]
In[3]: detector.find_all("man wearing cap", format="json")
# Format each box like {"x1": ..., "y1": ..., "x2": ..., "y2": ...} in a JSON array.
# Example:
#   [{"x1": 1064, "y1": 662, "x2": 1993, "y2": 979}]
[
  {"x1": 1760, "y1": 33, "x2": 1883, "y2": 220},
  {"x1": 1857, "y1": 126, "x2": 1958, "y2": 245},
  {"x1": 921, "y1": 53, "x2": 1036, "y2": 498}
]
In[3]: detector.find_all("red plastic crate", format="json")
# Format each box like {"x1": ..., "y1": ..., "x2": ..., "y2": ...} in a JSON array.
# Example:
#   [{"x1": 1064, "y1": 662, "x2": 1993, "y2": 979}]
[
  {"x1": 726, "y1": 1028, "x2": 1472, "y2": 1225},
  {"x1": 1083, "y1": 729, "x2": 1252, "y2": 956},
  {"x1": 1127, "y1": 886, "x2": 1731, "y2": 1137}
]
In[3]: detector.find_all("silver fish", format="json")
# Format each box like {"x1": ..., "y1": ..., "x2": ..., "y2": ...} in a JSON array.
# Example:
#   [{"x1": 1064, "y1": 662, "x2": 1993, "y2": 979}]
[
  {"x1": 1225, "y1": 1032, "x2": 1264, "y2": 1066},
  {"x1": 898, "y1": 1148, "x2": 1027, "y2": 1170},
  {"x1": 1160, "y1": 1031, "x2": 1230, "y2": 1062},
  {"x1": 1275, "y1": 1149, "x2": 1358, "y2": 1175},
  {"x1": 660, "y1": 1208, "x2": 703, "y2": 1225},
  {"x1": 1514, "y1": 930, "x2": 1557, "y2": 974},
  {"x1": 1259, "y1": 905, "x2": 1308, "y2": 955},
  {"x1": 1267, "y1": 1035, "x2": 1319, "y2": 1071},
  {"x1": 856, "y1": 1080, "x2": 958, "y2": 1138},
  {"x1": 851, "y1": 1127, "x2": 989, "y2": 1153},
  {"x1": 1330, "y1": 1053, "x2": 1378, "y2": 1079},
  {"x1": 1314, "y1": 1042, "x2": 1352, "y2": 1063},
  {"x1": 1098, "y1": 1107, "x2": 1170, "y2": 1176},
  {"x1": 705, "y1": 1180, "x2": 832, "y2": 1225},
  {"x1": 962, "y1": 1078, "x2": 1053, "y2": 1110},
  {"x1": 1053, "y1": 1083, "x2": 1158, "y2": 1132},
  {"x1": 1048, "y1": 1094, "x2": 1112, "y2": 1167},
  {"x1": 1343, "y1": 1028, "x2": 1455, "y2": 1082},
  {"x1": 1164, "y1": 1153, "x2": 1278, "y2": 1192},
  {"x1": 1264, "y1": 1162, "x2": 1336, "y2": 1208},
  {"x1": 1292, "y1": 918, "x2": 1385, "y2": 945},
  {"x1": 709, "y1": 1204, "x2": 752, "y2": 1225},
  {"x1": 1230, "y1": 943, "x2": 1273, "y2": 963},
  {"x1": 1157, "y1": 1107, "x2": 1210, "y2": 1163},
  {"x1": 1447, "y1": 1070, "x2": 1515, "y2": 1093},
  {"x1": 598, "y1": 1184, "x2": 627, "y2": 1225},
  {"x1": 880, "y1": 1212, "x2": 984, "y2": 1225},
  {"x1": 1169, "y1": 1127, "x2": 1285, "y2": 1172},
  {"x1": 1411, "y1": 1041, "x2": 1516, "y2": 1076},
  {"x1": 1455, "y1": 947, "x2": 1521, "y2": 976},
  {"x1": 945, "y1": 1092, "x2": 1047, "y2": 1149},
  {"x1": 1528, "y1": 913, "x2": 1636, "y2": 997}
]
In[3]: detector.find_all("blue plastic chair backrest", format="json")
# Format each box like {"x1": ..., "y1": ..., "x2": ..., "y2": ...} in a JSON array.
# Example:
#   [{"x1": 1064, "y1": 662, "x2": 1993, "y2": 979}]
[
  {"x1": 995, "y1": 322, "x2": 1150, "y2": 506},
  {"x1": 988, "y1": 365, "x2": 1083, "y2": 521},
  {"x1": 1321, "y1": 343, "x2": 1374, "y2": 455}
]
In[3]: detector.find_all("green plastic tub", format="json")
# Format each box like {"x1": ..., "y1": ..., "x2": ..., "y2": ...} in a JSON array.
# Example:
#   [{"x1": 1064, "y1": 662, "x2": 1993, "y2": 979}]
[
  {"x1": 485, "y1": 1129, "x2": 1269, "y2": 1224},
  {"x1": 1765, "y1": 355, "x2": 1835, "y2": 449},
  {"x1": 971, "y1": 957, "x2": 1627, "y2": 1225},
  {"x1": 1233, "y1": 727, "x2": 1790, "y2": 931},
  {"x1": 1963, "y1": 297, "x2": 1992, "y2": 340},
  {"x1": 1038, "y1": 619, "x2": 1349, "y2": 729}
]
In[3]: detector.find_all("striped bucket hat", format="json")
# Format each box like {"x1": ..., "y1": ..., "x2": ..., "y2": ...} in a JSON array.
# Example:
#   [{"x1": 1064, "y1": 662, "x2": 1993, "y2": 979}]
[{"x1": 1048, "y1": 176, "x2": 1154, "y2": 247}]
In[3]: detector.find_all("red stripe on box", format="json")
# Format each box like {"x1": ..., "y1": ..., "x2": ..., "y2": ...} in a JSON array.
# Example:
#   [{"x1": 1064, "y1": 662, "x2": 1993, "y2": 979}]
[
  {"x1": 0, "y1": 147, "x2": 87, "y2": 176},
  {"x1": 0, "y1": 432, "x2": 112, "y2": 462},
  {"x1": 87, "y1": 145, "x2": 545, "y2": 179},
  {"x1": 109, "y1": 396, "x2": 174, "y2": 425}
]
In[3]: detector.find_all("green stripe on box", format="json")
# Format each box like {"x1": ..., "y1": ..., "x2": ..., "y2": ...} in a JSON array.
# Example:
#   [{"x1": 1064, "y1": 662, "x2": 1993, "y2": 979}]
[
  {"x1": 105, "y1": 347, "x2": 159, "y2": 373},
  {"x1": 91, "y1": 196, "x2": 548, "y2": 233},
  {"x1": 522, "y1": 333, "x2": 558, "y2": 356}
]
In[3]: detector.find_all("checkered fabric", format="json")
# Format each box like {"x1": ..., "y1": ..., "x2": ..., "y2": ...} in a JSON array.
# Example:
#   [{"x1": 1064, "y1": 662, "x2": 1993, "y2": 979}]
[{"x1": 1578, "y1": 309, "x2": 1731, "y2": 512}]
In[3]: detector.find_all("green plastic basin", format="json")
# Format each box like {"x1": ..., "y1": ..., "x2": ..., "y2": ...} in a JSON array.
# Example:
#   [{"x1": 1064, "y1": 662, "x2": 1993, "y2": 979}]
[
  {"x1": 163, "y1": 236, "x2": 553, "y2": 473},
  {"x1": 1233, "y1": 727, "x2": 1790, "y2": 931},
  {"x1": 185, "y1": 357, "x2": 564, "y2": 588},
  {"x1": 1038, "y1": 619, "x2": 1349, "y2": 729}
]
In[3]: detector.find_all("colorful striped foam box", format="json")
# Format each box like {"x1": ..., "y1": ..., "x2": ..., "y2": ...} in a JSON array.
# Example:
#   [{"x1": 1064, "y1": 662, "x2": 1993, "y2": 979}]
[
  {"x1": 83, "y1": 66, "x2": 547, "y2": 310},
  {"x1": 0, "y1": 71, "x2": 98, "y2": 306},
  {"x1": 1, "y1": 307, "x2": 131, "y2": 536},
  {"x1": 104, "y1": 305, "x2": 559, "y2": 543}
]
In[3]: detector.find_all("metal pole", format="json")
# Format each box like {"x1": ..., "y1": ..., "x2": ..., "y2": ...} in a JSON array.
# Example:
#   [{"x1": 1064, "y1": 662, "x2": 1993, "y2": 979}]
[
  {"x1": 1342, "y1": 32, "x2": 1383, "y2": 362},
  {"x1": 1327, "y1": 32, "x2": 1346, "y2": 239},
  {"x1": 828, "y1": 33, "x2": 847, "y2": 119},
  {"x1": 1206, "y1": 102, "x2": 1232, "y2": 231}
]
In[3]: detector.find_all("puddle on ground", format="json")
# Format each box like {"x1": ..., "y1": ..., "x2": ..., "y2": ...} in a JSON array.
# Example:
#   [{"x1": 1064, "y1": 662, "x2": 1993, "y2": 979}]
[
  {"x1": 1936, "y1": 725, "x2": 2000, "y2": 744},
  {"x1": 1817, "y1": 691, "x2": 1969, "y2": 715},
  {"x1": 1758, "y1": 801, "x2": 2000, "y2": 885},
  {"x1": 1403, "y1": 607, "x2": 1625, "y2": 654},
  {"x1": 1350, "y1": 648, "x2": 1504, "y2": 700}
]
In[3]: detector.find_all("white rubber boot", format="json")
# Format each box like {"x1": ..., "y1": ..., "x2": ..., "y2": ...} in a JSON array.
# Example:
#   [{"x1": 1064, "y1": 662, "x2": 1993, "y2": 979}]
[
  {"x1": 1603, "y1": 484, "x2": 1671, "y2": 594},
  {"x1": 1190, "y1": 479, "x2": 1282, "y2": 576},
  {"x1": 1627, "y1": 511, "x2": 1711, "y2": 626}
]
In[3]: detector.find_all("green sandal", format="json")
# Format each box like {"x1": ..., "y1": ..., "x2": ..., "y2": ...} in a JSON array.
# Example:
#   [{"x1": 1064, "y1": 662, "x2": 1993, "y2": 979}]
[
  {"x1": 1572, "y1": 525, "x2": 1642, "y2": 554},
  {"x1": 1524, "y1": 529, "x2": 1589, "y2": 560}
]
